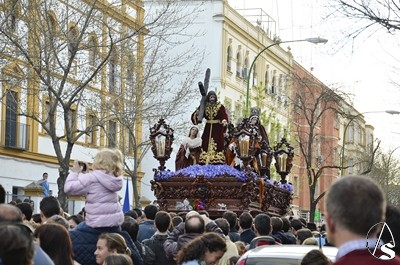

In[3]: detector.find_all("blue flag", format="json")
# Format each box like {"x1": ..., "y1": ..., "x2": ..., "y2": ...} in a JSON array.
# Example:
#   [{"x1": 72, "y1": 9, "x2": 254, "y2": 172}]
[{"x1": 122, "y1": 178, "x2": 130, "y2": 213}]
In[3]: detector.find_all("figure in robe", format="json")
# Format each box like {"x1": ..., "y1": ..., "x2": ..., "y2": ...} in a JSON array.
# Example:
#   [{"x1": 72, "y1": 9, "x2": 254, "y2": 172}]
[
  {"x1": 249, "y1": 110, "x2": 272, "y2": 178},
  {"x1": 191, "y1": 91, "x2": 228, "y2": 153},
  {"x1": 175, "y1": 126, "x2": 202, "y2": 170}
]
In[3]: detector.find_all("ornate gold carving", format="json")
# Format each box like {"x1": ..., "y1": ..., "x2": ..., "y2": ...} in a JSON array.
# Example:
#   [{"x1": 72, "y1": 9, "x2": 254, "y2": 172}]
[
  {"x1": 205, "y1": 102, "x2": 221, "y2": 120},
  {"x1": 199, "y1": 138, "x2": 225, "y2": 164}
]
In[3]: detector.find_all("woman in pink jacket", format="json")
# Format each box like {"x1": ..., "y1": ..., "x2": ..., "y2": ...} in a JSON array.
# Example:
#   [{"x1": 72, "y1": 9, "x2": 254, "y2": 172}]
[{"x1": 65, "y1": 148, "x2": 124, "y2": 228}]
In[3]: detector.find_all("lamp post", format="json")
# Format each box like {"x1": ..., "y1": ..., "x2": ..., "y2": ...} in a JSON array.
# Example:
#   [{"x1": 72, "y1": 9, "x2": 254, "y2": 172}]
[
  {"x1": 245, "y1": 37, "x2": 328, "y2": 114},
  {"x1": 340, "y1": 110, "x2": 400, "y2": 175}
]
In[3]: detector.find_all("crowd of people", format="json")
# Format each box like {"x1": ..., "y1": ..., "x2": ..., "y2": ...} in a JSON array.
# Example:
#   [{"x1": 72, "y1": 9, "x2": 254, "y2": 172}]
[{"x1": 1, "y1": 147, "x2": 400, "y2": 265}]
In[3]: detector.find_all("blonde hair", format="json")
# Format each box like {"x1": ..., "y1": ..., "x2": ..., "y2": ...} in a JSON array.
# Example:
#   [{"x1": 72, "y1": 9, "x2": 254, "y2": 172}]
[{"x1": 93, "y1": 149, "x2": 124, "y2": 176}]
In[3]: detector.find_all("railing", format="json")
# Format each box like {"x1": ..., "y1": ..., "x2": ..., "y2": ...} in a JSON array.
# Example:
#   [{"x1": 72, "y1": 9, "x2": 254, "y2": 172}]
[{"x1": 0, "y1": 120, "x2": 30, "y2": 150}]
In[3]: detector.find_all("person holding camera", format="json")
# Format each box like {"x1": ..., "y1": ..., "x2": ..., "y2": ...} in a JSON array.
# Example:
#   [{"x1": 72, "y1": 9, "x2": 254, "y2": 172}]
[{"x1": 64, "y1": 148, "x2": 125, "y2": 228}]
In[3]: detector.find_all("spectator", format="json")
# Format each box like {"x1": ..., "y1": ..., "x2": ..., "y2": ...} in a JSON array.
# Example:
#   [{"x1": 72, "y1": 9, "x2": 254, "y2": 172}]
[
  {"x1": 281, "y1": 217, "x2": 297, "y2": 244},
  {"x1": 215, "y1": 218, "x2": 239, "y2": 265},
  {"x1": 69, "y1": 218, "x2": 143, "y2": 265},
  {"x1": 95, "y1": 233, "x2": 132, "y2": 265},
  {"x1": 172, "y1": 215, "x2": 183, "y2": 230},
  {"x1": 290, "y1": 218, "x2": 305, "y2": 236},
  {"x1": 133, "y1": 208, "x2": 143, "y2": 222},
  {"x1": 271, "y1": 216, "x2": 291, "y2": 244},
  {"x1": 104, "y1": 254, "x2": 133, "y2": 265},
  {"x1": 137, "y1": 204, "x2": 158, "y2": 242},
  {"x1": 301, "y1": 249, "x2": 331, "y2": 265},
  {"x1": 16, "y1": 202, "x2": 33, "y2": 221},
  {"x1": 125, "y1": 210, "x2": 138, "y2": 220},
  {"x1": 234, "y1": 241, "x2": 246, "y2": 256},
  {"x1": 229, "y1": 256, "x2": 240, "y2": 265},
  {"x1": 0, "y1": 223, "x2": 35, "y2": 265},
  {"x1": 297, "y1": 228, "x2": 313, "y2": 245},
  {"x1": 40, "y1": 196, "x2": 62, "y2": 223},
  {"x1": 34, "y1": 223, "x2": 76, "y2": 265},
  {"x1": 222, "y1": 211, "x2": 240, "y2": 242},
  {"x1": 64, "y1": 149, "x2": 125, "y2": 228},
  {"x1": 66, "y1": 215, "x2": 83, "y2": 230},
  {"x1": 46, "y1": 214, "x2": 69, "y2": 230},
  {"x1": 307, "y1": 222, "x2": 318, "y2": 231},
  {"x1": 143, "y1": 211, "x2": 174, "y2": 265},
  {"x1": 238, "y1": 212, "x2": 256, "y2": 244},
  {"x1": 249, "y1": 213, "x2": 276, "y2": 249},
  {"x1": 32, "y1": 213, "x2": 42, "y2": 224},
  {"x1": 382, "y1": 205, "x2": 400, "y2": 256},
  {"x1": 175, "y1": 232, "x2": 227, "y2": 265},
  {"x1": 299, "y1": 217, "x2": 307, "y2": 228},
  {"x1": 0, "y1": 204, "x2": 55, "y2": 265},
  {"x1": 0, "y1": 184, "x2": 5, "y2": 203},
  {"x1": 38, "y1": 172, "x2": 50, "y2": 197},
  {"x1": 164, "y1": 211, "x2": 223, "y2": 261},
  {"x1": 325, "y1": 176, "x2": 400, "y2": 264},
  {"x1": 121, "y1": 217, "x2": 155, "y2": 265},
  {"x1": 302, "y1": 237, "x2": 318, "y2": 246}
]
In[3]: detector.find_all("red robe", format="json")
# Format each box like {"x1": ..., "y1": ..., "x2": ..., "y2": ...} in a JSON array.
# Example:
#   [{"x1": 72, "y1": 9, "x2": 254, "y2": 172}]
[{"x1": 191, "y1": 102, "x2": 228, "y2": 153}]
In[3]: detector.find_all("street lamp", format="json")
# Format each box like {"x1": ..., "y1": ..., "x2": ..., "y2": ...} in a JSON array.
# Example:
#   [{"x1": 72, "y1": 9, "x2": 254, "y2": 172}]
[
  {"x1": 245, "y1": 37, "x2": 328, "y2": 113},
  {"x1": 340, "y1": 110, "x2": 400, "y2": 175}
]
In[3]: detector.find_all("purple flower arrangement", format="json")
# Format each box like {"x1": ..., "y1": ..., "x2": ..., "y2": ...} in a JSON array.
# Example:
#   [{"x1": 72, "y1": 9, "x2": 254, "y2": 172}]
[
  {"x1": 154, "y1": 164, "x2": 257, "y2": 182},
  {"x1": 266, "y1": 179, "x2": 294, "y2": 193}
]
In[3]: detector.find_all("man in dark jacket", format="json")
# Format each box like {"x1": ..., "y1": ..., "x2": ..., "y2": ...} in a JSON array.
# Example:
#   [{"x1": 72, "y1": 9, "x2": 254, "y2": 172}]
[
  {"x1": 143, "y1": 211, "x2": 174, "y2": 265},
  {"x1": 137, "y1": 204, "x2": 158, "y2": 242},
  {"x1": 70, "y1": 221, "x2": 143, "y2": 265},
  {"x1": 239, "y1": 212, "x2": 256, "y2": 244},
  {"x1": 163, "y1": 211, "x2": 223, "y2": 261},
  {"x1": 222, "y1": 210, "x2": 240, "y2": 242}
]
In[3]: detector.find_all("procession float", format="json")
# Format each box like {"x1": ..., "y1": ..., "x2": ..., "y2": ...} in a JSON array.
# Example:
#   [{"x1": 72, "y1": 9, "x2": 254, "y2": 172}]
[{"x1": 149, "y1": 70, "x2": 294, "y2": 218}]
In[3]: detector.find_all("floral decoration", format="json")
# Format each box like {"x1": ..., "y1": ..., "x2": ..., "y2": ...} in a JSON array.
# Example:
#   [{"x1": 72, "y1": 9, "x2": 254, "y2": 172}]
[
  {"x1": 154, "y1": 164, "x2": 257, "y2": 182},
  {"x1": 192, "y1": 198, "x2": 207, "y2": 210},
  {"x1": 267, "y1": 179, "x2": 294, "y2": 193}
]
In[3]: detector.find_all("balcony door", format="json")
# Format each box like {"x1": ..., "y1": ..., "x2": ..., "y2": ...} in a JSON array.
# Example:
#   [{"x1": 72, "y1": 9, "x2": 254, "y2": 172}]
[{"x1": 5, "y1": 90, "x2": 18, "y2": 147}]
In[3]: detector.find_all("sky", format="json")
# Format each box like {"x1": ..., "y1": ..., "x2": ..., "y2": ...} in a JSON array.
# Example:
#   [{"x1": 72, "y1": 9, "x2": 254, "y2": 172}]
[{"x1": 228, "y1": 0, "x2": 400, "y2": 151}]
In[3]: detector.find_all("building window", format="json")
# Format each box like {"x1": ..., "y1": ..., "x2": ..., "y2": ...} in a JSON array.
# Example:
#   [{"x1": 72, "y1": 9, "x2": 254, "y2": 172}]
[
  {"x1": 86, "y1": 113, "x2": 97, "y2": 145},
  {"x1": 5, "y1": 90, "x2": 18, "y2": 147},
  {"x1": 108, "y1": 48, "x2": 120, "y2": 94},
  {"x1": 6, "y1": 0, "x2": 19, "y2": 33},
  {"x1": 43, "y1": 99, "x2": 51, "y2": 132},
  {"x1": 264, "y1": 65, "x2": 270, "y2": 93},
  {"x1": 67, "y1": 107, "x2": 77, "y2": 137},
  {"x1": 236, "y1": 52, "x2": 241, "y2": 78},
  {"x1": 271, "y1": 70, "x2": 276, "y2": 94},
  {"x1": 68, "y1": 26, "x2": 78, "y2": 58},
  {"x1": 347, "y1": 159, "x2": 354, "y2": 175},
  {"x1": 346, "y1": 122, "x2": 354, "y2": 143},
  {"x1": 88, "y1": 35, "x2": 98, "y2": 67},
  {"x1": 242, "y1": 57, "x2": 248, "y2": 79},
  {"x1": 126, "y1": 54, "x2": 135, "y2": 89},
  {"x1": 252, "y1": 63, "x2": 257, "y2": 86},
  {"x1": 227, "y1": 46, "x2": 232, "y2": 72},
  {"x1": 108, "y1": 120, "x2": 117, "y2": 148}
]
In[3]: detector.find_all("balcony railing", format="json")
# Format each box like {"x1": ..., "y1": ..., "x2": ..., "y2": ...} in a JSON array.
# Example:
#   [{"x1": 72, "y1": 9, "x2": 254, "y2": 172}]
[{"x1": 1, "y1": 120, "x2": 30, "y2": 150}]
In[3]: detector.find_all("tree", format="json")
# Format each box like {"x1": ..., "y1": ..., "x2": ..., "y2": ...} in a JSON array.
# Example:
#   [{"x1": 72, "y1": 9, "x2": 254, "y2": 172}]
[
  {"x1": 290, "y1": 63, "x2": 345, "y2": 223},
  {"x1": 109, "y1": 2, "x2": 205, "y2": 207},
  {"x1": 368, "y1": 147, "x2": 400, "y2": 206},
  {"x1": 328, "y1": 0, "x2": 400, "y2": 39},
  {"x1": 0, "y1": 0, "x2": 203, "y2": 210}
]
